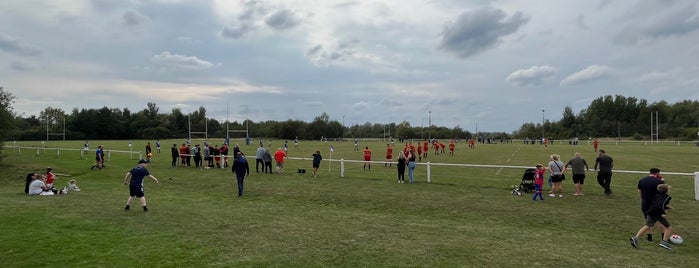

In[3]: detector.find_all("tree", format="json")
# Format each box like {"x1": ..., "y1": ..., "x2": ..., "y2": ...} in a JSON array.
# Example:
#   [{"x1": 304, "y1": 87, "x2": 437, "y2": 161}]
[{"x1": 0, "y1": 87, "x2": 15, "y2": 161}]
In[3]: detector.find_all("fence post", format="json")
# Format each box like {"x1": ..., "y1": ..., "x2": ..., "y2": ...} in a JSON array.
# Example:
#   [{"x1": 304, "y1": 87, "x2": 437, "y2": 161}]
[
  {"x1": 426, "y1": 162, "x2": 431, "y2": 183},
  {"x1": 694, "y1": 172, "x2": 699, "y2": 201},
  {"x1": 340, "y1": 159, "x2": 345, "y2": 178}
]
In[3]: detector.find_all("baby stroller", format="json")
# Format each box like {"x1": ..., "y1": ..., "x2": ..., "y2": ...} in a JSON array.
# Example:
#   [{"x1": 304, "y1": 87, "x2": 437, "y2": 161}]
[{"x1": 518, "y1": 168, "x2": 537, "y2": 193}]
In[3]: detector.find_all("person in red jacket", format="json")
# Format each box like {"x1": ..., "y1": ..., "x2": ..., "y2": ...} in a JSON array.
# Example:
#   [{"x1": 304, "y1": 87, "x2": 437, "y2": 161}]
[
  {"x1": 274, "y1": 148, "x2": 287, "y2": 175},
  {"x1": 363, "y1": 146, "x2": 372, "y2": 171},
  {"x1": 385, "y1": 144, "x2": 393, "y2": 167}
]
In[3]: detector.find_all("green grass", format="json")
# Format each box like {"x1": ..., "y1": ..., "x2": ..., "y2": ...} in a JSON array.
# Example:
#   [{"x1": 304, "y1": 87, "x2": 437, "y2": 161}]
[{"x1": 2, "y1": 139, "x2": 699, "y2": 267}]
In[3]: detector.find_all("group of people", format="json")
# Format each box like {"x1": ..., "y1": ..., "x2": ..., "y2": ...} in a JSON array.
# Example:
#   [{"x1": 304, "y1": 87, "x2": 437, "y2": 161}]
[
  {"x1": 26, "y1": 167, "x2": 80, "y2": 196},
  {"x1": 167, "y1": 142, "x2": 248, "y2": 169},
  {"x1": 530, "y1": 149, "x2": 615, "y2": 200}
]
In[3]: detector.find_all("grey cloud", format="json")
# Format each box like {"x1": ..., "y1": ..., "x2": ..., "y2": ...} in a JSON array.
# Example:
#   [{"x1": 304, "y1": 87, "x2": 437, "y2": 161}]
[
  {"x1": 576, "y1": 13, "x2": 588, "y2": 29},
  {"x1": 239, "y1": 0, "x2": 269, "y2": 20},
  {"x1": 122, "y1": 11, "x2": 148, "y2": 26},
  {"x1": 221, "y1": 23, "x2": 255, "y2": 39},
  {"x1": 306, "y1": 39, "x2": 360, "y2": 66},
  {"x1": 150, "y1": 51, "x2": 214, "y2": 70},
  {"x1": 11, "y1": 61, "x2": 40, "y2": 71},
  {"x1": 615, "y1": 3, "x2": 699, "y2": 44},
  {"x1": 506, "y1": 65, "x2": 557, "y2": 87},
  {"x1": 0, "y1": 33, "x2": 42, "y2": 56},
  {"x1": 265, "y1": 9, "x2": 300, "y2": 30},
  {"x1": 439, "y1": 7, "x2": 529, "y2": 58}
]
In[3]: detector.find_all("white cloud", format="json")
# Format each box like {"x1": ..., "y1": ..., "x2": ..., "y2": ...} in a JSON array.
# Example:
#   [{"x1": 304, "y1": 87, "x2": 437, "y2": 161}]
[
  {"x1": 560, "y1": 65, "x2": 614, "y2": 86},
  {"x1": 506, "y1": 65, "x2": 557, "y2": 87},
  {"x1": 150, "y1": 52, "x2": 214, "y2": 70}
]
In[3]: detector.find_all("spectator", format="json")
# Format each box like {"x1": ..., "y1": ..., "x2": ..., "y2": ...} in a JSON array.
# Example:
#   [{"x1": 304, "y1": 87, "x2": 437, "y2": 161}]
[
  {"x1": 274, "y1": 148, "x2": 287, "y2": 175},
  {"x1": 548, "y1": 154, "x2": 566, "y2": 197},
  {"x1": 255, "y1": 144, "x2": 265, "y2": 173},
  {"x1": 565, "y1": 152, "x2": 589, "y2": 196},
  {"x1": 396, "y1": 151, "x2": 406, "y2": 183},
  {"x1": 231, "y1": 152, "x2": 250, "y2": 197},
  {"x1": 170, "y1": 144, "x2": 179, "y2": 167},
  {"x1": 263, "y1": 148, "x2": 273, "y2": 174},
  {"x1": 594, "y1": 149, "x2": 614, "y2": 195}
]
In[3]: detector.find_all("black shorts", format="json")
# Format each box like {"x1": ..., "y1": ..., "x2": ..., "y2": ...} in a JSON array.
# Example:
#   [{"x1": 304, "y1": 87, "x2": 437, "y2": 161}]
[
  {"x1": 551, "y1": 174, "x2": 565, "y2": 183},
  {"x1": 129, "y1": 185, "x2": 144, "y2": 198},
  {"x1": 572, "y1": 174, "x2": 585, "y2": 184},
  {"x1": 645, "y1": 214, "x2": 670, "y2": 228}
]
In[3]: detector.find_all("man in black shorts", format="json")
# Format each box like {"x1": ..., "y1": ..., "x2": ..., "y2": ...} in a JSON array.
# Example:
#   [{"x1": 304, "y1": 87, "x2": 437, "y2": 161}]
[
  {"x1": 123, "y1": 159, "x2": 159, "y2": 212},
  {"x1": 565, "y1": 152, "x2": 589, "y2": 196},
  {"x1": 637, "y1": 168, "x2": 665, "y2": 242}
]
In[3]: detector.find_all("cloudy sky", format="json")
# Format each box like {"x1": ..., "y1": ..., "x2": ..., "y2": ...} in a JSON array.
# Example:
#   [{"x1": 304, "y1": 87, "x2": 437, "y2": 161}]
[{"x1": 1, "y1": 0, "x2": 698, "y2": 133}]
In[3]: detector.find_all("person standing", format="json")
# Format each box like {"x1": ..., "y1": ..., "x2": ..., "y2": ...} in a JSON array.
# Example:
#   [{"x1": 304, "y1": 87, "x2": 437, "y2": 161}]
[
  {"x1": 192, "y1": 144, "x2": 202, "y2": 168},
  {"x1": 592, "y1": 138, "x2": 599, "y2": 152},
  {"x1": 91, "y1": 145, "x2": 105, "y2": 170},
  {"x1": 407, "y1": 150, "x2": 417, "y2": 184},
  {"x1": 548, "y1": 154, "x2": 566, "y2": 197},
  {"x1": 532, "y1": 164, "x2": 545, "y2": 201},
  {"x1": 179, "y1": 143, "x2": 187, "y2": 166},
  {"x1": 385, "y1": 144, "x2": 393, "y2": 167},
  {"x1": 565, "y1": 152, "x2": 589, "y2": 196},
  {"x1": 156, "y1": 140, "x2": 161, "y2": 154},
  {"x1": 231, "y1": 152, "x2": 250, "y2": 197},
  {"x1": 594, "y1": 149, "x2": 614, "y2": 195},
  {"x1": 637, "y1": 168, "x2": 665, "y2": 243},
  {"x1": 145, "y1": 142, "x2": 153, "y2": 163},
  {"x1": 274, "y1": 147, "x2": 287, "y2": 175},
  {"x1": 263, "y1": 148, "x2": 273, "y2": 174},
  {"x1": 312, "y1": 150, "x2": 322, "y2": 177},
  {"x1": 169, "y1": 144, "x2": 178, "y2": 167},
  {"x1": 396, "y1": 151, "x2": 406, "y2": 183},
  {"x1": 363, "y1": 146, "x2": 372, "y2": 171},
  {"x1": 255, "y1": 144, "x2": 265, "y2": 173},
  {"x1": 123, "y1": 159, "x2": 159, "y2": 212}
]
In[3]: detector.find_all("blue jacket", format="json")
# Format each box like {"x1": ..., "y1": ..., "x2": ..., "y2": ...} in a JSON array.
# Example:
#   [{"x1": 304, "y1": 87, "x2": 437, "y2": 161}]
[{"x1": 232, "y1": 157, "x2": 249, "y2": 177}]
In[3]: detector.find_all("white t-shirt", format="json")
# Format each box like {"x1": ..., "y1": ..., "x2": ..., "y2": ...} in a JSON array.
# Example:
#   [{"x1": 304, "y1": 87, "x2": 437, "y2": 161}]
[{"x1": 28, "y1": 180, "x2": 45, "y2": 195}]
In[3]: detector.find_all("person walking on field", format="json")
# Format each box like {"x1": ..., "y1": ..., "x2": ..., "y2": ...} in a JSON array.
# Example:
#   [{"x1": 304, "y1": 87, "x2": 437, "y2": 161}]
[
  {"x1": 565, "y1": 152, "x2": 589, "y2": 196},
  {"x1": 594, "y1": 149, "x2": 614, "y2": 195},
  {"x1": 255, "y1": 144, "x2": 265, "y2": 173},
  {"x1": 636, "y1": 168, "x2": 665, "y2": 243},
  {"x1": 630, "y1": 184, "x2": 674, "y2": 250},
  {"x1": 312, "y1": 150, "x2": 322, "y2": 177},
  {"x1": 123, "y1": 159, "x2": 159, "y2": 212},
  {"x1": 91, "y1": 145, "x2": 105, "y2": 170},
  {"x1": 231, "y1": 152, "x2": 250, "y2": 197},
  {"x1": 263, "y1": 148, "x2": 273, "y2": 174}
]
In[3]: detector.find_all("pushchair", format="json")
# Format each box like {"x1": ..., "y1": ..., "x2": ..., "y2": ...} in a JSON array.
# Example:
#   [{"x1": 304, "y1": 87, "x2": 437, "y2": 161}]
[{"x1": 518, "y1": 168, "x2": 537, "y2": 193}]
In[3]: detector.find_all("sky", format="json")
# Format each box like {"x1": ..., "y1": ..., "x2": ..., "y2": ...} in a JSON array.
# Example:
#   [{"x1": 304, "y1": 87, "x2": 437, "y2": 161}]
[{"x1": 1, "y1": 0, "x2": 699, "y2": 133}]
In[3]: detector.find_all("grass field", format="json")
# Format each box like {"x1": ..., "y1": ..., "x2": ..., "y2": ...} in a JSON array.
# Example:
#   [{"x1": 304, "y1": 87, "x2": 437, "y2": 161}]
[{"x1": 1, "y1": 139, "x2": 698, "y2": 267}]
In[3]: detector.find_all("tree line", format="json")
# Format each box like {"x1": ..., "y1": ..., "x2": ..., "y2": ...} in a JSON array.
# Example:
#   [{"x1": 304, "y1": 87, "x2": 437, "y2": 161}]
[
  {"x1": 2, "y1": 86, "x2": 698, "y2": 150},
  {"x1": 513, "y1": 95, "x2": 699, "y2": 141}
]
